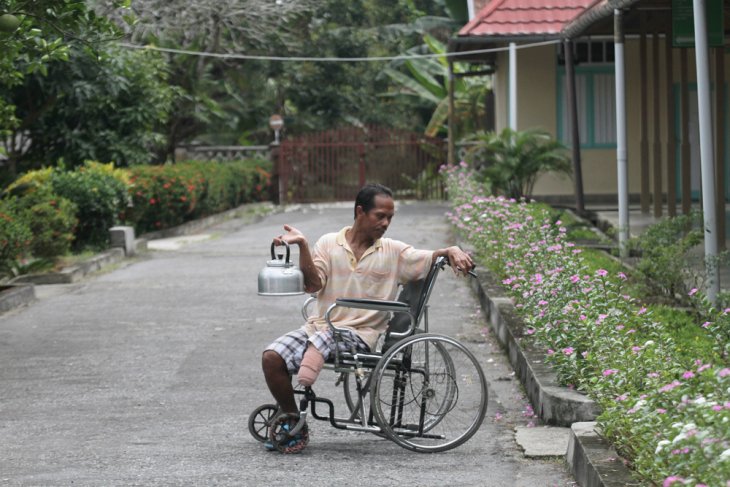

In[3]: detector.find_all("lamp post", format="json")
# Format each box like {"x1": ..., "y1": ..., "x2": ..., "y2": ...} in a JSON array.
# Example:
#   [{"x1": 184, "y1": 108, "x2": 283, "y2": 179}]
[
  {"x1": 269, "y1": 114, "x2": 284, "y2": 145},
  {"x1": 268, "y1": 114, "x2": 285, "y2": 204}
]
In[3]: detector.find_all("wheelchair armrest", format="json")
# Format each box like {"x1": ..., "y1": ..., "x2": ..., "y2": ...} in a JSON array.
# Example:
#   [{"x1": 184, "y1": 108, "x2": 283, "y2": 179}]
[
  {"x1": 325, "y1": 299, "x2": 415, "y2": 340},
  {"x1": 301, "y1": 294, "x2": 317, "y2": 321},
  {"x1": 334, "y1": 298, "x2": 410, "y2": 313}
]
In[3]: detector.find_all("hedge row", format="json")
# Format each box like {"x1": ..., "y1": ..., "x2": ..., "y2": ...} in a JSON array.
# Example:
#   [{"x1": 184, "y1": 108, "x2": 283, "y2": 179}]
[{"x1": 0, "y1": 159, "x2": 271, "y2": 278}]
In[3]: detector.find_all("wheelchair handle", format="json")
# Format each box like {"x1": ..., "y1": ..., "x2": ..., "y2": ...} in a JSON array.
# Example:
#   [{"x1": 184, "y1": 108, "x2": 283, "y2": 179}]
[{"x1": 438, "y1": 255, "x2": 477, "y2": 278}]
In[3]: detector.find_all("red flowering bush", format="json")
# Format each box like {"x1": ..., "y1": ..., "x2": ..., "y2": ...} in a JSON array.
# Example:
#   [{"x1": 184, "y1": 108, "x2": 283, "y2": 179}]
[{"x1": 125, "y1": 159, "x2": 271, "y2": 234}]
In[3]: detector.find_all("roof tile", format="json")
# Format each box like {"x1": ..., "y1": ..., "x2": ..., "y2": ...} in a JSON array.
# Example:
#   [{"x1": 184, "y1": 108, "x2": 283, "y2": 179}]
[{"x1": 460, "y1": 0, "x2": 600, "y2": 37}]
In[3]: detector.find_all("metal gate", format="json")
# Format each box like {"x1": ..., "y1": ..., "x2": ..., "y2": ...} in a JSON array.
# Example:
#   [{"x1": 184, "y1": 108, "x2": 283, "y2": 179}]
[{"x1": 277, "y1": 126, "x2": 446, "y2": 203}]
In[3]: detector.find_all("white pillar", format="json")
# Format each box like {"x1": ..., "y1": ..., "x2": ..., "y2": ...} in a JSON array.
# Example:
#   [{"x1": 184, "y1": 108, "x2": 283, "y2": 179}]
[
  {"x1": 614, "y1": 10, "x2": 629, "y2": 257},
  {"x1": 467, "y1": 0, "x2": 475, "y2": 19},
  {"x1": 693, "y1": 0, "x2": 720, "y2": 303},
  {"x1": 509, "y1": 42, "x2": 517, "y2": 131}
]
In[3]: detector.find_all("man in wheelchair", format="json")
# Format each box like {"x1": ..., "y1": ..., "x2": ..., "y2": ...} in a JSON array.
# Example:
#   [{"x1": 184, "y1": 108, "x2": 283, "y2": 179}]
[{"x1": 261, "y1": 183, "x2": 474, "y2": 453}]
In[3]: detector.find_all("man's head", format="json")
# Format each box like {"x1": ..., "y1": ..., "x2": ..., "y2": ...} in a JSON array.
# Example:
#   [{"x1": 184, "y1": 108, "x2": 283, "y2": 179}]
[
  {"x1": 353, "y1": 183, "x2": 395, "y2": 240},
  {"x1": 354, "y1": 183, "x2": 393, "y2": 219}
]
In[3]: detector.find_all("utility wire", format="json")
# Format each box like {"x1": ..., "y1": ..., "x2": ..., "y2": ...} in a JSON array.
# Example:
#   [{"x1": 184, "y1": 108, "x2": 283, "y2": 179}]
[{"x1": 117, "y1": 39, "x2": 561, "y2": 62}]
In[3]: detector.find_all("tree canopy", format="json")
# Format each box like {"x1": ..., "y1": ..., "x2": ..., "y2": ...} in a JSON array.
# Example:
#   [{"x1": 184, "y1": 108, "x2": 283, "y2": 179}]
[{"x1": 1, "y1": 0, "x2": 490, "y2": 181}]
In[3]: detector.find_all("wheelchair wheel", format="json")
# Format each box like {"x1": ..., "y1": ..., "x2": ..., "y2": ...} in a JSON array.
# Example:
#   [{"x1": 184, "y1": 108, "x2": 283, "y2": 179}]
[
  {"x1": 370, "y1": 334, "x2": 488, "y2": 453},
  {"x1": 248, "y1": 404, "x2": 279, "y2": 443}
]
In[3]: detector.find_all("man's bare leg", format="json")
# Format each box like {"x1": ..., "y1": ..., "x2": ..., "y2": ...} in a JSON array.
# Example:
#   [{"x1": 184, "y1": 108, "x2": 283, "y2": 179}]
[{"x1": 262, "y1": 350, "x2": 298, "y2": 414}]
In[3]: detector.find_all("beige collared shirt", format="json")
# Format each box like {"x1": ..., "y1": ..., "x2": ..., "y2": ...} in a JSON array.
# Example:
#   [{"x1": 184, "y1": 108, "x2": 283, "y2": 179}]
[{"x1": 304, "y1": 226, "x2": 433, "y2": 350}]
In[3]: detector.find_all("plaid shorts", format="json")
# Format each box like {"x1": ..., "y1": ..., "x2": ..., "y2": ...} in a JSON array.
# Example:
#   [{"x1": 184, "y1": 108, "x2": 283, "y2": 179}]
[{"x1": 265, "y1": 327, "x2": 370, "y2": 375}]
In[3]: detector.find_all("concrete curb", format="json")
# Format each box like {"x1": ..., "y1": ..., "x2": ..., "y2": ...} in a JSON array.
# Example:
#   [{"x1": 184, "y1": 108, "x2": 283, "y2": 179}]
[
  {"x1": 0, "y1": 283, "x2": 36, "y2": 314},
  {"x1": 10, "y1": 248, "x2": 125, "y2": 285},
  {"x1": 567, "y1": 423, "x2": 642, "y2": 487},
  {"x1": 468, "y1": 268, "x2": 601, "y2": 426}
]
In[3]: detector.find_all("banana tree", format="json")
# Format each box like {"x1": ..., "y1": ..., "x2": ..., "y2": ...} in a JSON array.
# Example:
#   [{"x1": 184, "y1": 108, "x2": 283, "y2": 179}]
[{"x1": 381, "y1": 33, "x2": 491, "y2": 138}]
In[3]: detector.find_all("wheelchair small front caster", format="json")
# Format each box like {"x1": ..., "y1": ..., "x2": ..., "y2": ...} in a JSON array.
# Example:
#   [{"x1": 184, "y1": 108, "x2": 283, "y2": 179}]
[
  {"x1": 269, "y1": 412, "x2": 309, "y2": 454},
  {"x1": 248, "y1": 404, "x2": 280, "y2": 443}
]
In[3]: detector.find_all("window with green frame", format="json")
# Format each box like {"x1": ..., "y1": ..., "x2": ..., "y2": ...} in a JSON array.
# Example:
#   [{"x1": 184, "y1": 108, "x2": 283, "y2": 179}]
[{"x1": 556, "y1": 65, "x2": 617, "y2": 149}]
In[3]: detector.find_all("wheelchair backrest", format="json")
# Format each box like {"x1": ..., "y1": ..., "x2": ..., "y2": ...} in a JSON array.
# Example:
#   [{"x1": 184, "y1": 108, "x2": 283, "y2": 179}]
[{"x1": 387, "y1": 257, "x2": 443, "y2": 334}]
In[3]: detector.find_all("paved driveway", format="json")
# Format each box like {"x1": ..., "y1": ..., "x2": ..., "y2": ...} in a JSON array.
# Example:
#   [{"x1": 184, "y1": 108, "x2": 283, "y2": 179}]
[{"x1": 0, "y1": 202, "x2": 575, "y2": 486}]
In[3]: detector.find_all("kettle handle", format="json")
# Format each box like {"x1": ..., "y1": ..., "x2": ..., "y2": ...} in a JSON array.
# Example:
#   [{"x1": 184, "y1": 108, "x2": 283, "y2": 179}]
[{"x1": 270, "y1": 241, "x2": 291, "y2": 263}]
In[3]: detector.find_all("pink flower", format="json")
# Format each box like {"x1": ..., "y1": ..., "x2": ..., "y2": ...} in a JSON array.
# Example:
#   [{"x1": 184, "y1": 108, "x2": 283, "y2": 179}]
[
  {"x1": 596, "y1": 269, "x2": 608, "y2": 277},
  {"x1": 702, "y1": 321, "x2": 711, "y2": 328},
  {"x1": 618, "y1": 272, "x2": 627, "y2": 280},
  {"x1": 656, "y1": 408, "x2": 667, "y2": 414},
  {"x1": 663, "y1": 476, "x2": 684, "y2": 487},
  {"x1": 562, "y1": 347, "x2": 574, "y2": 355},
  {"x1": 637, "y1": 307, "x2": 647, "y2": 315},
  {"x1": 603, "y1": 369, "x2": 619, "y2": 376},
  {"x1": 659, "y1": 380, "x2": 682, "y2": 393},
  {"x1": 720, "y1": 368, "x2": 730, "y2": 378},
  {"x1": 532, "y1": 273, "x2": 543, "y2": 284},
  {"x1": 688, "y1": 288, "x2": 698, "y2": 296},
  {"x1": 570, "y1": 275, "x2": 580, "y2": 283}
]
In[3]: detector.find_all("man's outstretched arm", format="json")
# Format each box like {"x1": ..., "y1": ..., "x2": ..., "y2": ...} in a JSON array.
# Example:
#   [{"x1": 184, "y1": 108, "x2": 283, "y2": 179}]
[{"x1": 273, "y1": 224, "x2": 323, "y2": 293}]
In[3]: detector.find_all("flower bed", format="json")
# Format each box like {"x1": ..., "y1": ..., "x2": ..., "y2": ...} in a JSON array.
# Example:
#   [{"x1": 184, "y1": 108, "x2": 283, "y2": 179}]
[{"x1": 442, "y1": 163, "x2": 730, "y2": 486}]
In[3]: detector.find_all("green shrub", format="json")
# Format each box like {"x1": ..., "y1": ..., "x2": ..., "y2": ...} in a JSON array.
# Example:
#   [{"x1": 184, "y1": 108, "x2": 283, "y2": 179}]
[
  {"x1": 628, "y1": 212, "x2": 705, "y2": 304},
  {"x1": 0, "y1": 198, "x2": 32, "y2": 277},
  {"x1": 51, "y1": 163, "x2": 129, "y2": 250},
  {"x1": 16, "y1": 187, "x2": 78, "y2": 258}
]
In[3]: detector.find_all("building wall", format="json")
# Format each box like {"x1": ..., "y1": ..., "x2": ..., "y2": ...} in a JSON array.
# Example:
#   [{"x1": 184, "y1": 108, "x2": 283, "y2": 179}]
[{"x1": 489, "y1": 38, "x2": 730, "y2": 201}]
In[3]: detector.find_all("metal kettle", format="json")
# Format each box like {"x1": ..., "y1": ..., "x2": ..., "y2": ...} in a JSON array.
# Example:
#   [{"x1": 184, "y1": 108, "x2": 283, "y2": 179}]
[{"x1": 257, "y1": 242, "x2": 305, "y2": 296}]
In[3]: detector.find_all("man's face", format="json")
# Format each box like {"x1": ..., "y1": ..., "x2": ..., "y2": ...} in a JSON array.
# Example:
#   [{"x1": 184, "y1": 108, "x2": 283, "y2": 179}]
[{"x1": 357, "y1": 194, "x2": 395, "y2": 240}]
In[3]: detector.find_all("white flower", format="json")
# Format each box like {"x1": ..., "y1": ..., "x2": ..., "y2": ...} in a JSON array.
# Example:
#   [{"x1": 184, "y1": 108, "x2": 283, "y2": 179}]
[
  {"x1": 694, "y1": 397, "x2": 706, "y2": 405},
  {"x1": 655, "y1": 440, "x2": 671, "y2": 454},
  {"x1": 720, "y1": 449, "x2": 730, "y2": 461},
  {"x1": 644, "y1": 340, "x2": 655, "y2": 347},
  {"x1": 681, "y1": 422, "x2": 697, "y2": 432}
]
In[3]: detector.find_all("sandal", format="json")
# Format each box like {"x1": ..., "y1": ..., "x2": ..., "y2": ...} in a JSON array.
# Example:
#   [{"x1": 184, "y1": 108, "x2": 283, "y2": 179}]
[{"x1": 269, "y1": 414, "x2": 309, "y2": 454}]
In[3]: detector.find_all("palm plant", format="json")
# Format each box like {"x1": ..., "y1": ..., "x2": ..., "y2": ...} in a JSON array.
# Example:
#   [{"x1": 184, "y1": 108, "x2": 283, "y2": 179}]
[{"x1": 462, "y1": 128, "x2": 572, "y2": 200}]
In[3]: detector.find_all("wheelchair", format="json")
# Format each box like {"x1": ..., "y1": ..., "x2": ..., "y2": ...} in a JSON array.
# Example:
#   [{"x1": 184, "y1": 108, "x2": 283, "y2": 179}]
[{"x1": 249, "y1": 256, "x2": 488, "y2": 453}]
